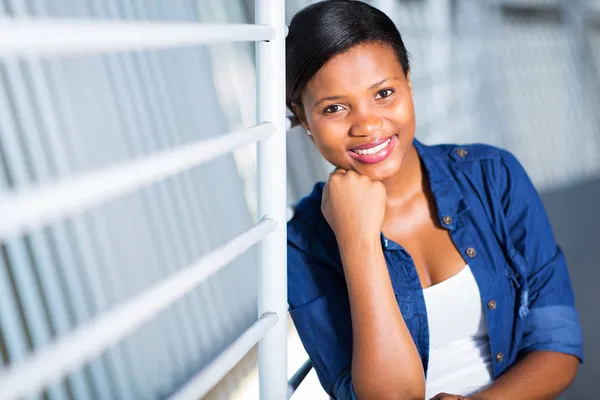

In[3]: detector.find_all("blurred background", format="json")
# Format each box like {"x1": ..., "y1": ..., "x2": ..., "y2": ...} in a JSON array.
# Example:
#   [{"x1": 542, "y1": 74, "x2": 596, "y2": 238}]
[{"x1": 0, "y1": 0, "x2": 598, "y2": 399}]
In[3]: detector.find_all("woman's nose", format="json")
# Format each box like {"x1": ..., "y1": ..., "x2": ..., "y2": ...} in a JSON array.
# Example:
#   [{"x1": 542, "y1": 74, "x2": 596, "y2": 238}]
[{"x1": 350, "y1": 114, "x2": 383, "y2": 137}]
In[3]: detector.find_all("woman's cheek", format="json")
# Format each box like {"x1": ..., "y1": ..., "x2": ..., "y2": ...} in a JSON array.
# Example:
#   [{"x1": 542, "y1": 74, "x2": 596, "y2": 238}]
[
  {"x1": 312, "y1": 135, "x2": 349, "y2": 167},
  {"x1": 313, "y1": 118, "x2": 349, "y2": 145},
  {"x1": 395, "y1": 98, "x2": 416, "y2": 124}
]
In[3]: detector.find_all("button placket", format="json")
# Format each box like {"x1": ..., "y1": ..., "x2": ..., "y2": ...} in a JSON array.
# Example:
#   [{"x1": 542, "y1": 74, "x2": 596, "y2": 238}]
[{"x1": 449, "y1": 211, "x2": 504, "y2": 372}]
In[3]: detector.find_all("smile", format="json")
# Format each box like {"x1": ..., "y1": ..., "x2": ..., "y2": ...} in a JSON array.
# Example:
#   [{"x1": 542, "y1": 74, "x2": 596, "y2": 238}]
[{"x1": 348, "y1": 135, "x2": 397, "y2": 164}]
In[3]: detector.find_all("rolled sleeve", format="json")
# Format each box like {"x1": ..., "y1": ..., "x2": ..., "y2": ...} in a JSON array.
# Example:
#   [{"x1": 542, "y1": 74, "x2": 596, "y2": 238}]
[
  {"x1": 289, "y1": 290, "x2": 358, "y2": 399},
  {"x1": 498, "y1": 150, "x2": 584, "y2": 362},
  {"x1": 331, "y1": 372, "x2": 358, "y2": 400},
  {"x1": 520, "y1": 305, "x2": 583, "y2": 361}
]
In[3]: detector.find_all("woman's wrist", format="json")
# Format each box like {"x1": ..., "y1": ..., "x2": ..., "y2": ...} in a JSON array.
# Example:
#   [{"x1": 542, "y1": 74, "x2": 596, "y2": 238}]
[{"x1": 336, "y1": 232, "x2": 381, "y2": 258}]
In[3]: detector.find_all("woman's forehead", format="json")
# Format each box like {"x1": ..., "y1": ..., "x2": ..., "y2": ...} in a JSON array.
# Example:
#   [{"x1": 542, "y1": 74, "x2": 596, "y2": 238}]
[{"x1": 303, "y1": 43, "x2": 405, "y2": 102}]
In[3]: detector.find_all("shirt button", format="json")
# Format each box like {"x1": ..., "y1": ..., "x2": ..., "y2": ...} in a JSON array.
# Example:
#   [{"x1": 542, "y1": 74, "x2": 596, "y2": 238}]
[
  {"x1": 487, "y1": 300, "x2": 497, "y2": 310},
  {"x1": 466, "y1": 247, "x2": 477, "y2": 258},
  {"x1": 496, "y1": 352, "x2": 504, "y2": 362},
  {"x1": 442, "y1": 216, "x2": 453, "y2": 225},
  {"x1": 456, "y1": 148, "x2": 469, "y2": 157}
]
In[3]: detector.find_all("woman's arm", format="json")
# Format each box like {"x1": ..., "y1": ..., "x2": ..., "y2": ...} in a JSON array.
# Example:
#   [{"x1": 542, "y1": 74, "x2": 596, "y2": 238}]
[
  {"x1": 323, "y1": 169, "x2": 425, "y2": 400},
  {"x1": 466, "y1": 149, "x2": 584, "y2": 400},
  {"x1": 339, "y1": 236, "x2": 425, "y2": 400},
  {"x1": 470, "y1": 351, "x2": 578, "y2": 400}
]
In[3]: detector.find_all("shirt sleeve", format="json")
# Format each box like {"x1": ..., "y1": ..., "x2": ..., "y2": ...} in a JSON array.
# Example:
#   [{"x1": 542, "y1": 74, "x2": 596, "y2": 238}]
[
  {"x1": 498, "y1": 150, "x2": 584, "y2": 362},
  {"x1": 287, "y1": 221, "x2": 358, "y2": 399}
]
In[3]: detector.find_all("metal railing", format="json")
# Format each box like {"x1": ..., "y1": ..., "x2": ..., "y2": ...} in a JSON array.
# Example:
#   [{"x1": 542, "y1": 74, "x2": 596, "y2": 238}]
[
  {"x1": 287, "y1": 359, "x2": 314, "y2": 398},
  {"x1": 0, "y1": 0, "x2": 288, "y2": 398}
]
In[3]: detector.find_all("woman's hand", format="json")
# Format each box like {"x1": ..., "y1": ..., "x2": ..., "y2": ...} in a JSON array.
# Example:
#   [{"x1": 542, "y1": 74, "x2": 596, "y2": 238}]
[{"x1": 321, "y1": 169, "x2": 386, "y2": 245}]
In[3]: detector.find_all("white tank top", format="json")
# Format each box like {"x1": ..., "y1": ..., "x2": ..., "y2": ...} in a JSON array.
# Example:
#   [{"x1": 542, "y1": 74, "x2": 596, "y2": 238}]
[{"x1": 423, "y1": 265, "x2": 493, "y2": 399}]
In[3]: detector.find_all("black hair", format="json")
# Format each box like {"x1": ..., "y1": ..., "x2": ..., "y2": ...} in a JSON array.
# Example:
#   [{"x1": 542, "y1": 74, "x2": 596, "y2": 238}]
[{"x1": 286, "y1": 0, "x2": 411, "y2": 115}]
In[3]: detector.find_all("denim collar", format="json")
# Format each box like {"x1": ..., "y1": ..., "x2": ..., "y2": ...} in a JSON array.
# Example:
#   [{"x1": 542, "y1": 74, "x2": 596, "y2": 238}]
[
  {"x1": 413, "y1": 139, "x2": 465, "y2": 227},
  {"x1": 380, "y1": 139, "x2": 466, "y2": 250}
]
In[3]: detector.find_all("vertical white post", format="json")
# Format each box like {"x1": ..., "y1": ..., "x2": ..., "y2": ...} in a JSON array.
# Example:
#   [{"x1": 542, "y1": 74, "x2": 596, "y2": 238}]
[{"x1": 256, "y1": 0, "x2": 287, "y2": 399}]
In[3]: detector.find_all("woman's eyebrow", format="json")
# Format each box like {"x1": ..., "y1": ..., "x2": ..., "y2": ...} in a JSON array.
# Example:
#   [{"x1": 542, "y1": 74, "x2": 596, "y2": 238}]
[
  {"x1": 312, "y1": 95, "x2": 344, "y2": 110},
  {"x1": 369, "y1": 77, "x2": 400, "y2": 89},
  {"x1": 312, "y1": 77, "x2": 401, "y2": 110}
]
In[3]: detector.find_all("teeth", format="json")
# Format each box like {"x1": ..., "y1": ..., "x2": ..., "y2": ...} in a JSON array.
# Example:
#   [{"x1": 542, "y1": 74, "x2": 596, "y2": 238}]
[{"x1": 353, "y1": 138, "x2": 391, "y2": 155}]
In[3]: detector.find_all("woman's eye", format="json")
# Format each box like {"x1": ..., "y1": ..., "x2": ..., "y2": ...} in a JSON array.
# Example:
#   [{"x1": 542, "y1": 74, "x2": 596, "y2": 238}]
[
  {"x1": 376, "y1": 89, "x2": 394, "y2": 99},
  {"x1": 323, "y1": 104, "x2": 343, "y2": 114}
]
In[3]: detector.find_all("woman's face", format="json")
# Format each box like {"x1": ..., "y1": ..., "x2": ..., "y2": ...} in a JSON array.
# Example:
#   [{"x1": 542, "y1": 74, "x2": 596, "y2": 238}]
[{"x1": 297, "y1": 42, "x2": 415, "y2": 182}]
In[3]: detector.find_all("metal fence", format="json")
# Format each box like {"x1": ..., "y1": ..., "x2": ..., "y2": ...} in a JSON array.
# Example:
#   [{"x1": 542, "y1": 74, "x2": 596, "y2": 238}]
[{"x1": 0, "y1": 1, "x2": 287, "y2": 399}]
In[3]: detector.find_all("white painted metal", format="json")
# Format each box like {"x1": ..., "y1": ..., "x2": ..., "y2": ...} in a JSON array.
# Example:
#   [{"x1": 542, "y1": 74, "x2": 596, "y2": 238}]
[
  {"x1": 169, "y1": 312, "x2": 279, "y2": 400},
  {"x1": 0, "y1": 3, "x2": 289, "y2": 398},
  {"x1": 0, "y1": 19, "x2": 275, "y2": 56},
  {"x1": 0, "y1": 218, "x2": 277, "y2": 399},
  {"x1": 0, "y1": 122, "x2": 275, "y2": 241},
  {"x1": 256, "y1": 0, "x2": 288, "y2": 399}
]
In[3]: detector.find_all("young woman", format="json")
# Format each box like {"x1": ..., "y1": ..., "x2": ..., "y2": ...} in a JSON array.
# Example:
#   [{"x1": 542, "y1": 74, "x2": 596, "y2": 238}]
[{"x1": 286, "y1": 1, "x2": 583, "y2": 399}]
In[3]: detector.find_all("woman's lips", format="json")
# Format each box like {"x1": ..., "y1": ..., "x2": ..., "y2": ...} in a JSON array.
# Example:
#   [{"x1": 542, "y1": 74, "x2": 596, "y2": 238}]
[{"x1": 348, "y1": 135, "x2": 397, "y2": 164}]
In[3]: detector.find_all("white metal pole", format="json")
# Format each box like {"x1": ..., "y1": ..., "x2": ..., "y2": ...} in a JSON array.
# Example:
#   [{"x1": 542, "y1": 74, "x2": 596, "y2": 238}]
[
  {"x1": 256, "y1": 0, "x2": 287, "y2": 398},
  {"x1": 169, "y1": 312, "x2": 278, "y2": 400},
  {"x1": 0, "y1": 19, "x2": 274, "y2": 56}
]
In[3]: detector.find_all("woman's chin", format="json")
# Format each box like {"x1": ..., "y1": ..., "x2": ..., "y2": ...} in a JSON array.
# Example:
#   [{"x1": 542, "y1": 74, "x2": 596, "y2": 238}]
[{"x1": 353, "y1": 161, "x2": 402, "y2": 182}]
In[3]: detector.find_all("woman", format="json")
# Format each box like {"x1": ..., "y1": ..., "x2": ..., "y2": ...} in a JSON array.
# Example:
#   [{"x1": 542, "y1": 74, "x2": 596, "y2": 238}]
[{"x1": 286, "y1": 1, "x2": 583, "y2": 399}]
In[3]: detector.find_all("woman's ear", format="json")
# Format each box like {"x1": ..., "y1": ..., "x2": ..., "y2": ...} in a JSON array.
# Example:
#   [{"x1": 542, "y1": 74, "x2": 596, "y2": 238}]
[
  {"x1": 291, "y1": 103, "x2": 311, "y2": 135},
  {"x1": 407, "y1": 71, "x2": 413, "y2": 96}
]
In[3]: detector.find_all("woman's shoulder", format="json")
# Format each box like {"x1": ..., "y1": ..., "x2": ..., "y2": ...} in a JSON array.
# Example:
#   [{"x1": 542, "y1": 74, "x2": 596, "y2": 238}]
[
  {"x1": 287, "y1": 183, "x2": 344, "y2": 307},
  {"x1": 291, "y1": 182, "x2": 326, "y2": 224},
  {"x1": 287, "y1": 181, "x2": 332, "y2": 248},
  {"x1": 420, "y1": 140, "x2": 527, "y2": 188}
]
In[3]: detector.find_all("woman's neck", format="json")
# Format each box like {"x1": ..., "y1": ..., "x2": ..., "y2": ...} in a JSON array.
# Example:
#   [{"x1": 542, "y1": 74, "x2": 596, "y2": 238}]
[{"x1": 382, "y1": 144, "x2": 425, "y2": 209}]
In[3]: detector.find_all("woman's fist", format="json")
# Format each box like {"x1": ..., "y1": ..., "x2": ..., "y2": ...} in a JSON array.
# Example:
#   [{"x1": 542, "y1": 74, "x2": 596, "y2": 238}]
[{"x1": 321, "y1": 169, "x2": 386, "y2": 245}]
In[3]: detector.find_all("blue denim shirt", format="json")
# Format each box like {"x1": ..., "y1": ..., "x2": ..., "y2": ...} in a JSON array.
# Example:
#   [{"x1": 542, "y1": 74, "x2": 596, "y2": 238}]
[{"x1": 287, "y1": 140, "x2": 583, "y2": 399}]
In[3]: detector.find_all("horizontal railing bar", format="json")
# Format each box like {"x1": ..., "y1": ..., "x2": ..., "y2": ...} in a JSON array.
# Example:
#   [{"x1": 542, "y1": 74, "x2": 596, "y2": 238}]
[
  {"x1": 0, "y1": 218, "x2": 277, "y2": 399},
  {"x1": 0, "y1": 122, "x2": 275, "y2": 241},
  {"x1": 169, "y1": 312, "x2": 279, "y2": 400},
  {"x1": 0, "y1": 19, "x2": 275, "y2": 56},
  {"x1": 287, "y1": 359, "x2": 314, "y2": 398}
]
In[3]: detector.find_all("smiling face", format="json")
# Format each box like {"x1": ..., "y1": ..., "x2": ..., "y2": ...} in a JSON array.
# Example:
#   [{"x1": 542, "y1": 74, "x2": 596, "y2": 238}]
[{"x1": 295, "y1": 42, "x2": 416, "y2": 182}]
